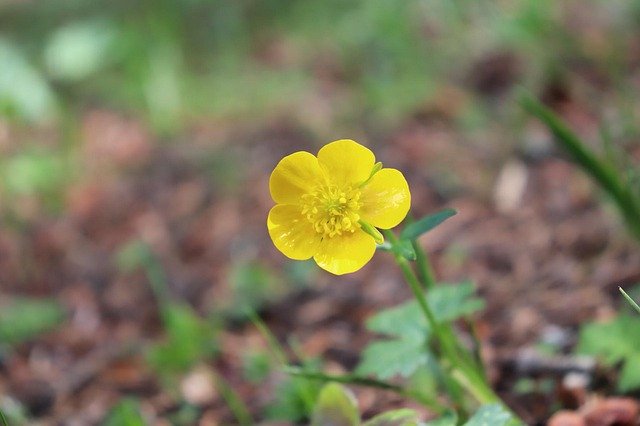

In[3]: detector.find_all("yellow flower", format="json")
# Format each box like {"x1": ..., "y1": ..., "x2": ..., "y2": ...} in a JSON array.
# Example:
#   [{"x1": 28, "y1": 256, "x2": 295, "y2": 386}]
[{"x1": 267, "y1": 139, "x2": 411, "y2": 275}]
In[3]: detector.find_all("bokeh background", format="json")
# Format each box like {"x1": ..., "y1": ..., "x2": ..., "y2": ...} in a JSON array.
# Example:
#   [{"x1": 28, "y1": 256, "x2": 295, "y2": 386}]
[{"x1": 1, "y1": 1, "x2": 640, "y2": 424}]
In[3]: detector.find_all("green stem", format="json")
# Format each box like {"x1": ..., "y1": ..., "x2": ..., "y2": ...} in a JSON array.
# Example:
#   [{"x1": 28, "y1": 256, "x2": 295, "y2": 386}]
[
  {"x1": 0, "y1": 408, "x2": 7, "y2": 426},
  {"x1": 249, "y1": 310, "x2": 316, "y2": 413},
  {"x1": 247, "y1": 309, "x2": 288, "y2": 365},
  {"x1": 383, "y1": 230, "x2": 514, "y2": 413},
  {"x1": 620, "y1": 287, "x2": 640, "y2": 315},
  {"x1": 212, "y1": 370, "x2": 254, "y2": 426},
  {"x1": 284, "y1": 366, "x2": 447, "y2": 415},
  {"x1": 412, "y1": 240, "x2": 436, "y2": 290}
]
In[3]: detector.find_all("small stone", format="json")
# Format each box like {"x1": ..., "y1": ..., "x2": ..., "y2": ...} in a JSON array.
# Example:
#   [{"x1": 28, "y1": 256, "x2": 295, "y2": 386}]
[{"x1": 180, "y1": 365, "x2": 217, "y2": 406}]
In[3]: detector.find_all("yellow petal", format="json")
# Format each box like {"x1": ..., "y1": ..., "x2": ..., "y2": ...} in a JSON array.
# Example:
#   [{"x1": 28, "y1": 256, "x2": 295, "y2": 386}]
[
  {"x1": 313, "y1": 230, "x2": 376, "y2": 275},
  {"x1": 360, "y1": 168, "x2": 411, "y2": 229},
  {"x1": 317, "y1": 139, "x2": 375, "y2": 186},
  {"x1": 270, "y1": 151, "x2": 325, "y2": 204},
  {"x1": 268, "y1": 204, "x2": 321, "y2": 260}
]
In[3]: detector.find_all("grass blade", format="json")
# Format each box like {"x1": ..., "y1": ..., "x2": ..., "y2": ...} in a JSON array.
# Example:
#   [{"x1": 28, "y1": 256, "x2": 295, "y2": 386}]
[
  {"x1": 520, "y1": 91, "x2": 640, "y2": 240},
  {"x1": 619, "y1": 287, "x2": 640, "y2": 315}
]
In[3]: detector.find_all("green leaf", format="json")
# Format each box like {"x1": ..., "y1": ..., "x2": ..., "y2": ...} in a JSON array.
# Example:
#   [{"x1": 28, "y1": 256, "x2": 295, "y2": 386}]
[
  {"x1": 267, "y1": 359, "x2": 323, "y2": 422},
  {"x1": 363, "y1": 408, "x2": 420, "y2": 426},
  {"x1": 311, "y1": 383, "x2": 360, "y2": 426},
  {"x1": 358, "y1": 282, "x2": 484, "y2": 381},
  {"x1": 376, "y1": 240, "x2": 416, "y2": 261},
  {"x1": 147, "y1": 304, "x2": 218, "y2": 375},
  {"x1": 578, "y1": 315, "x2": 639, "y2": 362},
  {"x1": 104, "y1": 398, "x2": 146, "y2": 426},
  {"x1": 619, "y1": 354, "x2": 640, "y2": 392},
  {"x1": 366, "y1": 281, "x2": 484, "y2": 340},
  {"x1": 464, "y1": 404, "x2": 513, "y2": 426},
  {"x1": 400, "y1": 209, "x2": 457, "y2": 241},
  {"x1": 578, "y1": 314, "x2": 640, "y2": 392},
  {"x1": 424, "y1": 411, "x2": 458, "y2": 426},
  {"x1": 45, "y1": 20, "x2": 115, "y2": 81},
  {"x1": 356, "y1": 337, "x2": 432, "y2": 379},
  {"x1": 0, "y1": 298, "x2": 65, "y2": 346}
]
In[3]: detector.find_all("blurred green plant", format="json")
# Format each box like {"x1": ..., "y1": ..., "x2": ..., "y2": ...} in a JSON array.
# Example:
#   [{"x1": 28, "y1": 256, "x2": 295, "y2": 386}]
[
  {"x1": 115, "y1": 239, "x2": 253, "y2": 424},
  {"x1": 116, "y1": 240, "x2": 219, "y2": 375},
  {"x1": 578, "y1": 314, "x2": 640, "y2": 392},
  {"x1": 4, "y1": 0, "x2": 636, "y2": 130},
  {"x1": 104, "y1": 398, "x2": 146, "y2": 426},
  {"x1": 356, "y1": 281, "x2": 484, "y2": 380},
  {"x1": 619, "y1": 287, "x2": 640, "y2": 315},
  {"x1": 521, "y1": 92, "x2": 640, "y2": 241},
  {"x1": 309, "y1": 382, "x2": 517, "y2": 426},
  {"x1": 0, "y1": 297, "x2": 65, "y2": 346}
]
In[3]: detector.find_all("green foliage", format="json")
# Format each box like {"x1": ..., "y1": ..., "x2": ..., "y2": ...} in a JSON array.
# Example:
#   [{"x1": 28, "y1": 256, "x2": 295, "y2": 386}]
[
  {"x1": 147, "y1": 303, "x2": 218, "y2": 375},
  {"x1": 311, "y1": 383, "x2": 359, "y2": 426},
  {"x1": 2, "y1": 151, "x2": 68, "y2": 200},
  {"x1": 225, "y1": 261, "x2": 281, "y2": 320},
  {"x1": 464, "y1": 404, "x2": 515, "y2": 426},
  {"x1": 103, "y1": 398, "x2": 146, "y2": 426},
  {"x1": 578, "y1": 314, "x2": 640, "y2": 392},
  {"x1": 400, "y1": 209, "x2": 457, "y2": 241},
  {"x1": 0, "y1": 298, "x2": 65, "y2": 346},
  {"x1": 357, "y1": 337, "x2": 433, "y2": 380},
  {"x1": 267, "y1": 374, "x2": 322, "y2": 423},
  {"x1": 357, "y1": 282, "x2": 484, "y2": 379},
  {"x1": 0, "y1": 39, "x2": 56, "y2": 122},
  {"x1": 424, "y1": 411, "x2": 457, "y2": 426},
  {"x1": 521, "y1": 93, "x2": 640, "y2": 241},
  {"x1": 363, "y1": 409, "x2": 421, "y2": 426},
  {"x1": 310, "y1": 383, "x2": 422, "y2": 426},
  {"x1": 242, "y1": 350, "x2": 272, "y2": 383},
  {"x1": 44, "y1": 20, "x2": 116, "y2": 82},
  {"x1": 424, "y1": 404, "x2": 515, "y2": 426}
]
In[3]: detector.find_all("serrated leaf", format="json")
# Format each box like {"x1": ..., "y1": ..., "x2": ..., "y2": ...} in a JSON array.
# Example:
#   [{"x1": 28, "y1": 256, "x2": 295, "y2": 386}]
[
  {"x1": 311, "y1": 383, "x2": 360, "y2": 426},
  {"x1": 366, "y1": 301, "x2": 427, "y2": 341},
  {"x1": 359, "y1": 283, "x2": 483, "y2": 380},
  {"x1": 464, "y1": 404, "x2": 512, "y2": 426},
  {"x1": 400, "y1": 209, "x2": 457, "y2": 241},
  {"x1": 363, "y1": 408, "x2": 420, "y2": 426},
  {"x1": 577, "y1": 314, "x2": 640, "y2": 391},
  {"x1": 366, "y1": 282, "x2": 484, "y2": 340},
  {"x1": 429, "y1": 281, "x2": 485, "y2": 322},
  {"x1": 356, "y1": 337, "x2": 431, "y2": 380},
  {"x1": 0, "y1": 298, "x2": 65, "y2": 346}
]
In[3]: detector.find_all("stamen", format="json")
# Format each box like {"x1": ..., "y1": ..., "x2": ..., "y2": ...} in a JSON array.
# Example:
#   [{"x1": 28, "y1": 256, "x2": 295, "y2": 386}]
[{"x1": 300, "y1": 184, "x2": 363, "y2": 238}]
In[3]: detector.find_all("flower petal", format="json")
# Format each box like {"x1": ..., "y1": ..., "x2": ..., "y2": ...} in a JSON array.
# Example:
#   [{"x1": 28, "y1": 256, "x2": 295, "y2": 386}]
[
  {"x1": 360, "y1": 168, "x2": 411, "y2": 229},
  {"x1": 317, "y1": 139, "x2": 375, "y2": 186},
  {"x1": 269, "y1": 151, "x2": 325, "y2": 204},
  {"x1": 268, "y1": 204, "x2": 321, "y2": 260},
  {"x1": 313, "y1": 230, "x2": 376, "y2": 275}
]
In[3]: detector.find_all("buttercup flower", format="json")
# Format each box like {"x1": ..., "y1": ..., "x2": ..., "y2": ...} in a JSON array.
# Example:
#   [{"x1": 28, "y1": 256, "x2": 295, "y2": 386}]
[{"x1": 267, "y1": 139, "x2": 411, "y2": 275}]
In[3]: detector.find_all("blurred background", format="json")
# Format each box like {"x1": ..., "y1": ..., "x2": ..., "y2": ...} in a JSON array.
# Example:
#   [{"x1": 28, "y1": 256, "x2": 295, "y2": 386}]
[{"x1": 1, "y1": 0, "x2": 640, "y2": 424}]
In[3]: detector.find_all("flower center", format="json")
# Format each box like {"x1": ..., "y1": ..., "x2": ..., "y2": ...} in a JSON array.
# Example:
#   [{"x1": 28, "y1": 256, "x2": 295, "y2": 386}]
[{"x1": 301, "y1": 184, "x2": 363, "y2": 238}]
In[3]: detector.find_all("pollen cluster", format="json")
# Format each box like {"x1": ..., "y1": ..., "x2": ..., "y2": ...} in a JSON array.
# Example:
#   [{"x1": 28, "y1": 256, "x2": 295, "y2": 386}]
[{"x1": 301, "y1": 184, "x2": 363, "y2": 238}]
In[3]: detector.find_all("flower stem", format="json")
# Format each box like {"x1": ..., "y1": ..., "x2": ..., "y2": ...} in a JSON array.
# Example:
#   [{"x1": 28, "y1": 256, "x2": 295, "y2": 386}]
[
  {"x1": 383, "y1": 230, "x2": 518, "y2": 417},
  {"x1": 412, "y1": 240, "x2": 436, "y2": 290},
  {"x1": 284, "y1": 366, "x2": 447, "y2": 415}
]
